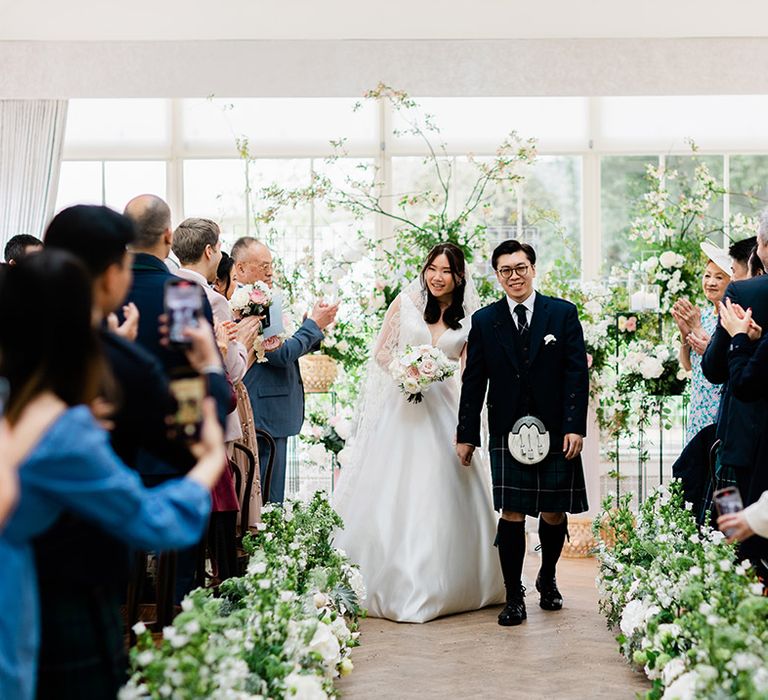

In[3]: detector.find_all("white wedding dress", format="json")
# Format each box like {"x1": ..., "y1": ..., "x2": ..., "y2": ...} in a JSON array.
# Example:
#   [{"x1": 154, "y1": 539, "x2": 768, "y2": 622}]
[{"x1": 333, "y1": 282, "x2": 504, "y2": 623}]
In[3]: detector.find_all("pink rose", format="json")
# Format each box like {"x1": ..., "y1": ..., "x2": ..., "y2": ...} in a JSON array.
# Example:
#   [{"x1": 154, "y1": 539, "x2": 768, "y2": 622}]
[
  {"x1": 420, "y1": 358, "x2": 438, "y2": 377},
  {"x1": 407, "y1": 365, "x2": 421, "y2": 379},
  {"x1": 625, "y1": 316, "x2": 637, "y2": 332},
  {"x1": 586, "y1": 353, "x2": 594, "y2": 369},
  {"x1": 250, "y1": 289, "x2": 268, "y2": 305},
  {"x1": 262, "y1": 335, "x2": 283, "y2": 352}
]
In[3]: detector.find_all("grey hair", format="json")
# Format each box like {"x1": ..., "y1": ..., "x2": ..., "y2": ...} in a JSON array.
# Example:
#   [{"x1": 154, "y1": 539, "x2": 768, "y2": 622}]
[
  {"x1": 230, "y1": 236, "x2": 262, "y2": 262},
  {"x1": 758, "y1": 208, "x2": 768, "y2": 245}
]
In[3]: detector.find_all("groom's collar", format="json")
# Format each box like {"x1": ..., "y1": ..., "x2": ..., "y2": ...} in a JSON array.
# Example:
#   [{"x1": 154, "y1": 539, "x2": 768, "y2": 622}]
[{"x1": 505, "y1": 290, "x2": 536, "y2": 315}]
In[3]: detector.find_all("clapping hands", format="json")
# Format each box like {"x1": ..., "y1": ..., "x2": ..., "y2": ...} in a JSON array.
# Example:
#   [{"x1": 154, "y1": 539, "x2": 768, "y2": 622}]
[
  {"x1": 671, "y1": 298, "x2": 701, "y2": 337},
  {"x1": 718, "y1": 299, "x2": 763, "y2": 340},
  {"x1": 310, "y1": 300, "x2": 340, "y2": 330}
]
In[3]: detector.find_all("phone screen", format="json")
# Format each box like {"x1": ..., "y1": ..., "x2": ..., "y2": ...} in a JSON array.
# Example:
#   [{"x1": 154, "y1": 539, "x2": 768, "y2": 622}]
[
  {"x1": 165, "y1": 280, "x2": 203, "y2": 346},
  {"x1": 168, "y1": 375, "x2": 206, "y2": 441}
]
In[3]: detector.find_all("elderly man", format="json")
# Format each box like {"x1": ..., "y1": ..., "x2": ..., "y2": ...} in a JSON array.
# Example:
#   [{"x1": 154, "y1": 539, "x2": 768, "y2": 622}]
[{"x1": 231, "y1": 236, "x2": 338, "y2": 503}]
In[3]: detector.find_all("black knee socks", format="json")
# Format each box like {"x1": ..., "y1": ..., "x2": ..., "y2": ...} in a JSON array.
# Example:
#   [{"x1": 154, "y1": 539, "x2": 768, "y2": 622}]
[
  {"x1": 497, "y1": 519, "x2": 526, "y2": 598},
  {"x1": 538, "y1": 516, "x2": 568, "y2": 579}
]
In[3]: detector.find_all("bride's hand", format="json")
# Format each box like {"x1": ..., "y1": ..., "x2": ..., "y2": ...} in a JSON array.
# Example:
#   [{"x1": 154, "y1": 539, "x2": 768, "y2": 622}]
[{"x1": 456, "y1": 443, "x2": 474, "y2": 467}]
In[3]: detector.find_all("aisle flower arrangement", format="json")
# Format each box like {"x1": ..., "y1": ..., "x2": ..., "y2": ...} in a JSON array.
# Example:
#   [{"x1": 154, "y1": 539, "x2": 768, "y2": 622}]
[
  {"x1": 300, "y1": 409, "x2": 354, "y2": 468},
  {"x1": 594, "y1": 480, "x2": 768, "y2": 700},
  {"x1": 120, "y1": 493, "x2": 365, "y2": 700}
]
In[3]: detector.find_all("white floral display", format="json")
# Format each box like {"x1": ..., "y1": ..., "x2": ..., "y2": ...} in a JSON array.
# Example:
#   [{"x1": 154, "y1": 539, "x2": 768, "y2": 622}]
[
  {"x1": 120, "y1": 493, "x2": 365, "y2": 700},
  {"x1": 594, "y1": 480, "x2": 768, "y2": 700}
]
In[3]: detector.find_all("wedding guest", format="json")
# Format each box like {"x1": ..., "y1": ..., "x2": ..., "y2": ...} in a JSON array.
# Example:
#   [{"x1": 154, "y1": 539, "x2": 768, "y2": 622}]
[
  {"x1": 729, "y1": 236, "x2": 757, "y2": 281},
  {"x1": 231, "y1": 237, "x2": 338, "y2": 503},
  {"x1": 3, "y1": 233, "x2": 42, "y2": 265},
  {"x1": 749, "y1": 246, "x2": 765, "y2": 278},
  {"x1": 212, "y1": 249, "x2": 264, "y2": 525},
  {"x1": 714, "y1": 298, "x2": 768, "y2": 575},
  {"x1": 0, "y1": 250, "x2": 227, "y2": 700},
  {"x1": 671, "y1": 246, "x2": 730, "y2": 444},
  {"x1": 172, "y1": 218, "x2": 261, "y2": 579},
  {"x1": 214, "y1": 251, "x2": 238, "y2": 300},
  {"x1": 702, "y1": 210, "x2": 768, "y2": 526}
]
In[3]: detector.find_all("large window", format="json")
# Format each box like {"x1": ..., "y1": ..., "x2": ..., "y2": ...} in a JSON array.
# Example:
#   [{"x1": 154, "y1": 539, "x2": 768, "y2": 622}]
[{"x1": 57, "y1": 96, "x2": 768, "y2": 280}]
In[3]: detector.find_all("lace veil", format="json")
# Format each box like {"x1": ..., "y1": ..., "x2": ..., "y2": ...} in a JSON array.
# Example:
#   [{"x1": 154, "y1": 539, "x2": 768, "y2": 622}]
[{"x1": 333, "y1": 274, "x2": 482, "y2": 513}]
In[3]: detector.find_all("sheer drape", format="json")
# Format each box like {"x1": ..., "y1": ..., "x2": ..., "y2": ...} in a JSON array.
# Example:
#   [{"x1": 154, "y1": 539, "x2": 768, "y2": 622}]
[{"x1": 0, "y1": 100, "x2": 67, "y2": 250}]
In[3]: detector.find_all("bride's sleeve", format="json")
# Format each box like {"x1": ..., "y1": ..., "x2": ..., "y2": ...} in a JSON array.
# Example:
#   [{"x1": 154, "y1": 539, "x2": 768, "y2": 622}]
[{"x1": 373, "y1": 295, "x2": 401, "y2": 370}]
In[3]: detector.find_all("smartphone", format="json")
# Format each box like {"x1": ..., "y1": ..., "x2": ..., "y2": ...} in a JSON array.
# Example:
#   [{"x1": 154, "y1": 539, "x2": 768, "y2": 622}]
[
  {"x1": 165, "y1": 279, "x2": 203, "y2": 347},
  {"x1": 168, "y1": 375, "x2": 206, "y2": 441},
  {"x1": 0, "y1": 377, "x2": 9, "y2": 418}
]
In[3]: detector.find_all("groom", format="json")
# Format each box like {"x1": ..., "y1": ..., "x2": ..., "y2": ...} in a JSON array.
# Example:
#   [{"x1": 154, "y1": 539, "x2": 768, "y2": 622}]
[{"x1": 456, "y1": 239, "x2": 589, "y2": 627}]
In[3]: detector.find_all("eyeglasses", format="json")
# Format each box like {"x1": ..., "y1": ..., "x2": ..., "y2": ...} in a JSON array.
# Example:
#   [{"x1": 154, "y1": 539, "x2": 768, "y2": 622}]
[
  {"x1": 497, "y1": 264, "x2": 532, "y2": 280},
  {"x1": 247, "y1": 261, "x2": 273, "y2": 273}
]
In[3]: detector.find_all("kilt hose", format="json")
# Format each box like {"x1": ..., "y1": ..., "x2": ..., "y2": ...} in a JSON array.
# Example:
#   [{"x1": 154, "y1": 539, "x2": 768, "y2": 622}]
[{"x1": 489, "y1": 435, "x2": 588, "y2": 515}]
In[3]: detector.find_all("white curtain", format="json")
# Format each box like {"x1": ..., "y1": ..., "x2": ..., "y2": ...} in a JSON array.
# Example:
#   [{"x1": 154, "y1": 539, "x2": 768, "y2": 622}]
[{"x1": 0, "y1": 100, "x2": 68, "y2": 251}]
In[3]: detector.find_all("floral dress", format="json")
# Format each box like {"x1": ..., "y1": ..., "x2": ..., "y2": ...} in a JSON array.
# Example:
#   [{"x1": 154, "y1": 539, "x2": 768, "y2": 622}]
[{"x1": 686, "y1": 307, "x2": 721, "y2": 444}]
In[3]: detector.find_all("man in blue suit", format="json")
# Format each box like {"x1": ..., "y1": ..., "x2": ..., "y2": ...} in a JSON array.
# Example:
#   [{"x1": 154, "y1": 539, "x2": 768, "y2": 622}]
[
  {"x1": 232, "y1": 237, "x2": 338, "y2": 503},
  {"x1": 457, "y1": 239, "x2": 589, "y2": 627}
]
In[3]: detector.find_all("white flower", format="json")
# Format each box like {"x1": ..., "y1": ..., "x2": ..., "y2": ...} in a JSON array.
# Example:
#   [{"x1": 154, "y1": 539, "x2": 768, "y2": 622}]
[
  {"x1": 229, "y1": 286, "x2": 250, "y2": 311},
  {"x1": 313, "y1": 592, "x2": 329, "y2": 609},
  {"x1": 662, "y1": 670, "x2": 699, "y2": 700},
  {"x1": 619, "y1": 599, "x2": 648, "y2": 636},
  {"x1": 345, "y1": 566, "x2": 367, "y2": 602},
  {"x1": 659, "y1": 251, "x2": 679, "y2": 269},
  {"x1": 258, "y1": 579, "x2": 271, "y2": 590},
  {"x1": 718, "y1": 560, "x2": 731, "y2": 572},
  {"x1": 132, "y1": 621, "x2": 147, "y2": 636},
  {"x1": 339, "y1": 657, "x2": 354, "y2": 677},
  {"x1": 180, "y1": 599, "x2": 193, "y2": 612},
  {"x1": 584, "y1": 300, "x2": 602, "y2": 317},
  {"x1": 284, "y1": 671, "x2": 328, "y2": 700},
  {"x1": 307, "y1": 620, "x2": 342, "y2": 666},
  {"x1": 249, "y1": 560, "x2": 268, "y2": 575},
  {"x1": 335, "y1": 340, "x2": 350, "y2": 353},
  {"x1": 330, "y1": 616, "x2": 352, "y2": 643},
  {"x1": 136, "y1": 650, "x2": 155, "y2": 667},
  {"x1": 661, "y1": 657, "x2": 687, "y2": 686},
  {"x1": 639, "y1": 356, "x2": 664, "y2": 380}
]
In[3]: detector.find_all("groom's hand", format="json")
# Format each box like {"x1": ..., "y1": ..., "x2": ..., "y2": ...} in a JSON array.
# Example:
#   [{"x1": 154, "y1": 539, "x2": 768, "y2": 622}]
[
  {"x1": 456, "y1": 443, "x2": 475, "y2": 467},
  {"x1": 563, "y1": 433, "x2": 583, "y2": 460}
]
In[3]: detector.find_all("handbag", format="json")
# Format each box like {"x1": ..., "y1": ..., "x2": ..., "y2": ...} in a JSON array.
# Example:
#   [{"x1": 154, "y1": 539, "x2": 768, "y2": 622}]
[{"x1": 508, "y1": 415, "x2": 550, "y2": 465}]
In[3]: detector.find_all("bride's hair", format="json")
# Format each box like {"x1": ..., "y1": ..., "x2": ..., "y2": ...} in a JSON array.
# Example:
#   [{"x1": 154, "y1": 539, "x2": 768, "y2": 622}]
[{"x1": 420, "y1": 242, "x2": 467, "y2": 330}]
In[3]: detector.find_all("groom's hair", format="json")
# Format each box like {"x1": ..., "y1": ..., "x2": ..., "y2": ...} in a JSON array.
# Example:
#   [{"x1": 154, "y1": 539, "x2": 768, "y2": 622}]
[{"x1": 492, "y1": 239, "x2": 536, "y2": 269}]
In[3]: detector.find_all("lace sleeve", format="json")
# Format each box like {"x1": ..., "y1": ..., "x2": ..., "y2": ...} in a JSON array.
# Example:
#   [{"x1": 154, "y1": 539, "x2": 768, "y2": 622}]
[{"x1": 373, "y1": 295, "x2": 401, "y2": 370}]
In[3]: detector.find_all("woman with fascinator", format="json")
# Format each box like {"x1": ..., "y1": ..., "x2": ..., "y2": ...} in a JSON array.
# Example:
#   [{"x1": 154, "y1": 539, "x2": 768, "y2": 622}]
[{"x1": 334, "y1": 243, "x2": 504, "y2": 622}]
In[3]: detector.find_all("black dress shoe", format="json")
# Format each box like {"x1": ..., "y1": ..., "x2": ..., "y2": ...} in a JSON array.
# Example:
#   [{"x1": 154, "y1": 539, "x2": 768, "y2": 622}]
[
  {"x1": 498, "y1": 588, "x2": 526, "y2": 626},
  {"x1": 535, "y1": 572, "x2": 563, "y2": 611}
]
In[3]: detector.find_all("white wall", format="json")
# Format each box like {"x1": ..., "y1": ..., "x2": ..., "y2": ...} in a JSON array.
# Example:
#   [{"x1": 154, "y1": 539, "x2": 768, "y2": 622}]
[
  {"x1": 3, "y1": 38, "x2": 768, "y2": 98},
  {"x1": 2, "y1": 0, "x2": 767, "y2": 40}
]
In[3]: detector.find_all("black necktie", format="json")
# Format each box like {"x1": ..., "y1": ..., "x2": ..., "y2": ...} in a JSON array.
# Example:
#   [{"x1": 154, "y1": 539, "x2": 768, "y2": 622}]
[{"x1": 514, "y1": 304, "x2": 529, "y2": 335}]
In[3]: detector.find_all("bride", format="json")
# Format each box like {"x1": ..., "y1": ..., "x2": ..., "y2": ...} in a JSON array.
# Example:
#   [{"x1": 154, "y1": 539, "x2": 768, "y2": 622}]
[{"x1": 333, "y1": 242, "x2": 504, "y2": 622}]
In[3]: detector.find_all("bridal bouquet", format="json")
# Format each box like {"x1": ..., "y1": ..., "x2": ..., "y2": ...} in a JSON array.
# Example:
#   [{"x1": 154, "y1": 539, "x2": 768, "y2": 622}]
[
  {"x1": 389, "y1": 344, "x2": 458, "y2": 404},
  {"x1": 229, "y1": 281, "x2": 272, "y2": 320}
]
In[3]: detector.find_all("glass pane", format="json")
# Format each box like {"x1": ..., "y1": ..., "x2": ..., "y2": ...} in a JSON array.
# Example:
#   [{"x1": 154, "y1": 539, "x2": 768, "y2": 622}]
[
  {"x1": 729, "y1": 155, "x2": 768, "y2": 219},
  {"x1": 390, "y1": 156, "x2": 452, "y2": 236},
  {"x1": 521, "y1": 156, "x2": 582, "y2": 271},
  {"x1": 598, "y1": 96, "x2": 768, "y2": 149},
  {"x1": 250, "y1": 159, "x2": 313, "y2": 269},
  {"x1": 64, "y1": 99, "x2": 170, "y2": 151},
  {"x1": 601, "y1": 156, "x2": 654, "y2": 269},
  {"x1": 665, "y1": 155, "x2": 724, "y2": 241},
  {"x1": 104, "y1": 161, "x2": 167, "y2": 213},
  {"x1": 392, "y1": 97, "x2": 589, "y2": 152},
  {"x1": 54, "y1": 161, "x2": 103, "y2": 212},
  {"x1": 182, "y1": 98, "x2": 377, "y2": 152},
  {"x1": 183, "y1": 159, "x2": 249, "y2": 245}
]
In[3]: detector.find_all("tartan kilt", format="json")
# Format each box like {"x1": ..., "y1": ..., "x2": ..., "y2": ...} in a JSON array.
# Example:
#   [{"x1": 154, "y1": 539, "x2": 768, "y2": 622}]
[
  {"x1": 489, "y1": 434, "x2": 589, "y2": 515},
  {"x1": 36, "y1": 586, "x2": 127, "y2": 699}
]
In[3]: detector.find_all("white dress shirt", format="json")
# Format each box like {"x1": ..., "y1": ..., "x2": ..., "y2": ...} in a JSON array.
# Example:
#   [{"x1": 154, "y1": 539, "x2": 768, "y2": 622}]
[{"x1": 506, "y1": 290, "x2": 536, "y2": 330}]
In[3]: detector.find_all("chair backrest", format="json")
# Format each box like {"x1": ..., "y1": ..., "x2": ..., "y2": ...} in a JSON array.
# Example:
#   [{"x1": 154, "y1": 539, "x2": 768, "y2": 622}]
[
  {"x1": 255, "y1": 428, "x2": 277, "y2": 503},
  {"x1": 231, "y1": 442, "x2": 256, "y2": 537}
]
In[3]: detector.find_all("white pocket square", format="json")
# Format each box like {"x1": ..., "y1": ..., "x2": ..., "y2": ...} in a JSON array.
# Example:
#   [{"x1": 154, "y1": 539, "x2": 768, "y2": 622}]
[{"x1": 544, "y1": 334, "x2": 557, "y2": 345}]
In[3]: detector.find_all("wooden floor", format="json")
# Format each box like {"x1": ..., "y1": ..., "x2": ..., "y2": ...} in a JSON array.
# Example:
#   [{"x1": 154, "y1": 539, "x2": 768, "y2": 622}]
[{"x1": 337, "y1": 557, "x2": 648, "y2": 700}]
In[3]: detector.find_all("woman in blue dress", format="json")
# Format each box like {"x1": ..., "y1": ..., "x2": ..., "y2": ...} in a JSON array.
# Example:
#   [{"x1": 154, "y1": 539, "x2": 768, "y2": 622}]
[
  {"x1": 671, "y1": 253, "x2": 731, "y2": 444},
  {"x1": 0, "y1": 251, "x2": 228, "y2": 700}
]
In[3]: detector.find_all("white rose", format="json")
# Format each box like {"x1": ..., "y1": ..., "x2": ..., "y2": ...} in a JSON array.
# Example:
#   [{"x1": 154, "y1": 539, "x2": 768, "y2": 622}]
[
  {"x1": 229, "y1": 286, "x2": 250, "y2": 310},
  {"x1": 662, "y1": 671, "x2": 699, "y2": 700},
  {"x1": 336, "y1": 447, "x2": 350, "y2": 467},
  {"x1": 284, "y1": 672, "x2": 328, "y2": 700},
  {"x1": 642, "y1": 256, "x2": 659, "y2": 272},
  {"x1": 306, "y1": 444, "x2": 329, "y2": 465},
  {"x1": 419, "y1": 358, "x2": 438, "y2": 377},
  {"x1": 336, "y1": 340, "x2": 350, "y2": 353},
  {"x1": 313, "y1": 592, "x2": 329, "y2": 608},
  {"x1": 639, "y1": 356, "x2": 664, "y2": 379},
  {"x1": 330, "y1": 616, "x2": 352, "y2": 643},
  {"x1": 334, "y1": 419, "x2": 353, "y2": 441},
  {"x1": 659, "y1": 250, "x2": 678, "y2": 269},
  {"x1": 308, "y1": 621, "x2": 341, "y2": 666}
]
